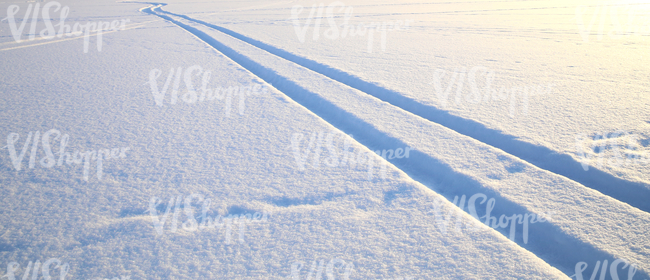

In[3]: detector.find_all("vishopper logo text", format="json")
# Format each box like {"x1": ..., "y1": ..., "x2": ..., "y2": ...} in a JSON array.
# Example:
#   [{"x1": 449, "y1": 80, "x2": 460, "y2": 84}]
[
  {"x1": 291, "y1": 131, "x2": 413, "y2": 180},
  {"x1": 431, "y1": 193, "x2": 554, "y2": 244},
  {"x1": 290, "y1": 258, "x2": 353, "y2": 280},
  {"x1": 146, "y1": 66, "x2": 270, "y2": 116},
  {"x1": 2, "y1": 258, "x2": 69, "y2": 280},
  {"x1": 3, "y1": 129, "x2": 131, "y2": 181},
  {"x1": 290, "y1": 1, "x2": 413, "y2": 53},
  {"x1": 575, "y1": 131, "x2": 649, "y2": 171},
  {"x1": 430, "y1": 66, "x2": 553, "y2": 117},
  {"x1": 1, "y1": 1, "x2": 130, "y2": 52},
  {"x1": 147, "y1": 194, "x2": 269, "y2": 244},
  {"x1": 569, "y1": 258, "x2": 640, "y2": 280},
  {"x1": 575, "y1": 3, "x2": 650, "y2": 42}
]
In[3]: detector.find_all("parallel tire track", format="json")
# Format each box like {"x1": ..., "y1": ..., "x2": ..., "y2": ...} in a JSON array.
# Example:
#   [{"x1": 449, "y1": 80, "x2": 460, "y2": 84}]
[
  {"x1": 141, "y1": 4, "x2": 650, "y2": 279},
  {"x1": 153, "y1": 4, "x2": 650, "y2": 215}
]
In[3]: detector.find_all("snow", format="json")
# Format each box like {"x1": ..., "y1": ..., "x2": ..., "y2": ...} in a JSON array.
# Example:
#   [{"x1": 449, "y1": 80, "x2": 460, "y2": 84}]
[{"x1": 0, "y1": 0, "x2": 648, "y2": 279}]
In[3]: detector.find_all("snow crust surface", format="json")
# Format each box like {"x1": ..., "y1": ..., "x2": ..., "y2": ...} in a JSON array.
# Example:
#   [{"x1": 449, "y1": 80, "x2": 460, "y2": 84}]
[{"x1": 0, "y1": 0, "x2": 648, "y2": 279}]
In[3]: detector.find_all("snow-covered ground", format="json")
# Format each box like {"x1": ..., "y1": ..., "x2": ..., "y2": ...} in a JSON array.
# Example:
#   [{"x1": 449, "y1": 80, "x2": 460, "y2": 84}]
[{"x1": 0, "y1": 0, "x2": 648, "y2": 279}]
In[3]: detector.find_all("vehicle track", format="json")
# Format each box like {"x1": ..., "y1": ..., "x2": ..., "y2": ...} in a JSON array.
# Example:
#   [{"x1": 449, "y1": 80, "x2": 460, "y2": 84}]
[
  {"x1": 140, "y1": 3, "x2": 650, "y2": 279},
  {"x1": 153, "y1": 5, "x2": 650, "y2": 215}
]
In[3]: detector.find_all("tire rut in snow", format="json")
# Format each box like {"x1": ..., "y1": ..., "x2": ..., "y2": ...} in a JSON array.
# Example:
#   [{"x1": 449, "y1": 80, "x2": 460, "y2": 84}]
[
  {"x1": 140, "y1": 5, "x2": 650, "y2": 279},
  {"x1": 149, "y1": 5, "x2": 650, "y2": 215}
]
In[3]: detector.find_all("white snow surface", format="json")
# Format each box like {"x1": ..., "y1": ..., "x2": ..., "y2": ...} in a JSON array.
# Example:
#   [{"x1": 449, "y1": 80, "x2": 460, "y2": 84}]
[{"x1": 0, "y1": 0, "x2": 648, "y2": 279}]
